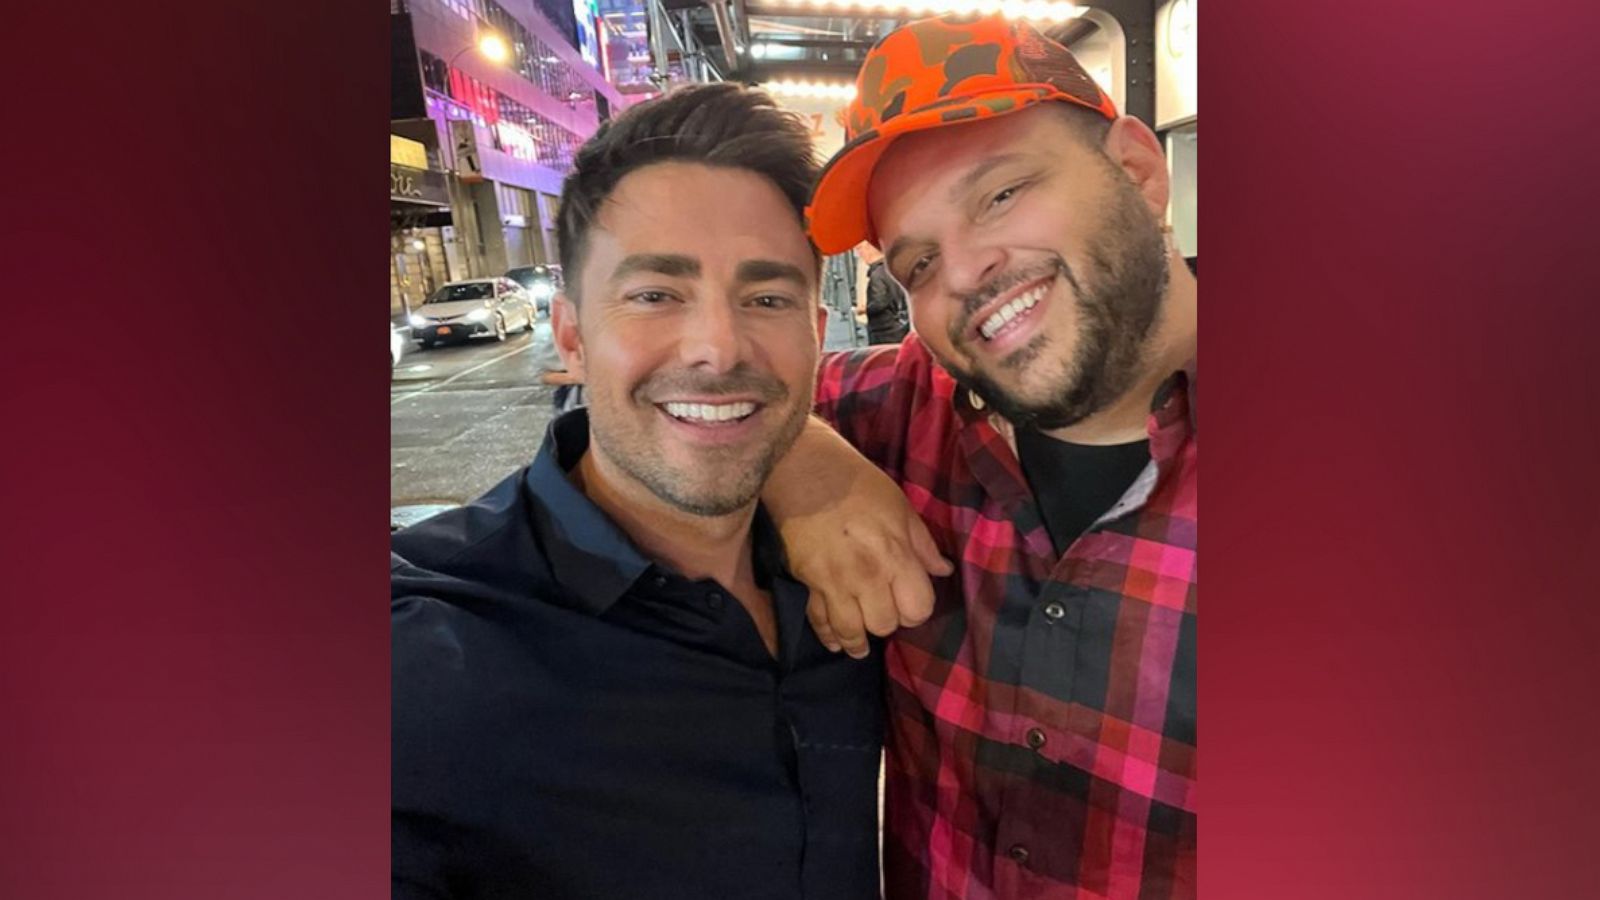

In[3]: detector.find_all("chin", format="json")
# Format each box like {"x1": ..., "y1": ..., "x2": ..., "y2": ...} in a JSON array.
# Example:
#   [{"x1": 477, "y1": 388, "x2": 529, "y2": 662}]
[{"x1": 659, "y1": 485, "x2": 759, "y2": 518}]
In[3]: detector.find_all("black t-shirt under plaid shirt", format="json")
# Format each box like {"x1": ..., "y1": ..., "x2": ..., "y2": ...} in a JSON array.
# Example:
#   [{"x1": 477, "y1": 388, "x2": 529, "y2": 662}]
[{"x1": 815, "y1": 335, "x2": 1197, "y2": 900}]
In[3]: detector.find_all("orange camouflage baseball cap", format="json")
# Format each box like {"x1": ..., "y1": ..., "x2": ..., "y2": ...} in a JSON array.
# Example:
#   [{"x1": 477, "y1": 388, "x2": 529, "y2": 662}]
[{"x1": 805, "y1": 13, "x2": 1118, "y2": 255}]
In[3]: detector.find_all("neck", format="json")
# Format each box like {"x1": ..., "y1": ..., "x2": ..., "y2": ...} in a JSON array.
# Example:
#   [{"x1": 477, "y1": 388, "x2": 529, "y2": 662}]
[
  {"x1": 572, "y1": 440, "x2": 756, "y2": 588},
  {"x1": 1044, "y1": 251, "x2": 1196, "y2": 445}
]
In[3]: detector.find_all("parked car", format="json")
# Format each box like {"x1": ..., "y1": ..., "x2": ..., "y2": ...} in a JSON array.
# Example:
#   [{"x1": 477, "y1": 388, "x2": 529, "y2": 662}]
[
  {"x1": 408, "y1": 278, "x2": 536, "y2": 348},
  {"x1": 505, "y1": 264, "x2": 562, "y2": 318}
]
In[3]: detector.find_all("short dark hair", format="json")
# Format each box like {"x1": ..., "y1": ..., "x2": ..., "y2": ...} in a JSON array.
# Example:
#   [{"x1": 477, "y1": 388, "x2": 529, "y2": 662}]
[
  {"x1": 555, "y1": 83, "x2": 820, "y2": 300},
  {"x1": 1052, "y1": 100, "x2": 1113, "y2": 150}
]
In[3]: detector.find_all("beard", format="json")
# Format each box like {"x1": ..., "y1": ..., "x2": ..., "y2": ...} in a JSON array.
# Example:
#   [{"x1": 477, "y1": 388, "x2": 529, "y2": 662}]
[
  {"x1": 942, "y1": 178, "x2": 1170, "y2": 431},
  {"x1": 585, "y1": 363, "x2": 813, "y2": 517}
]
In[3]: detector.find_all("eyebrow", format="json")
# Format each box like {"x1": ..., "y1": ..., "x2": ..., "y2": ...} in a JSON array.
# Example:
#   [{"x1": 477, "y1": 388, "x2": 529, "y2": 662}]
[
  {"x1": 883, "y1": 153, "x2": 1028, "y2": 275},
  {"x1": 735, "y1": 259, "x2": 810, "y2": 287},
  {"x1": 610, "y1": 253, "x2": 700, "y2": 282},
  {"x1": 948, "y1": 153, "x2": 1027, "y2": 204}
]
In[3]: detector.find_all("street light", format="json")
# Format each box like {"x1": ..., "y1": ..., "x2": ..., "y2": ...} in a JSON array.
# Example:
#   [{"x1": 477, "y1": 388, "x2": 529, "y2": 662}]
[
  {"x1": 477, "y1": 33, "x2": 509, "y2": 64},
  {"x1": 449, "y1": 32, "x2": 510, "y2": 69}
]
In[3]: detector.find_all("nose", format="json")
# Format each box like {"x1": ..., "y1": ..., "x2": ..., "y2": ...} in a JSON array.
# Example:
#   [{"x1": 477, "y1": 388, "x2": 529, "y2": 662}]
[
  {"x1": 938, "y1": 239, "x2": 1007, "y2": 302},
  {"x1": 678, "y1": 298, "x2": 743, "y2": 372}
]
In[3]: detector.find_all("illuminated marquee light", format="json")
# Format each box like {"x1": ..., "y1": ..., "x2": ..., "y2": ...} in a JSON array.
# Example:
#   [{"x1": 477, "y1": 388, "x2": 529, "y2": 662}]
[
  {"x1": 760, "y1": 0, "x2": 1086, "y2": 19},
  {"x1": 762, "y1": 80, "x2": 859, "y2": 101}
]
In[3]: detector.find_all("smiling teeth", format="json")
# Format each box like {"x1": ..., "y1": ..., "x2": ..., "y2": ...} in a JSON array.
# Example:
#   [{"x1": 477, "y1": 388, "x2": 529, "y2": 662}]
[
  {"x1": 663, "y1": 401, "x2": 758, "y2": 422},
  {"x1": 979, "y1": 283, "x2": 1048, "y2": 340}
]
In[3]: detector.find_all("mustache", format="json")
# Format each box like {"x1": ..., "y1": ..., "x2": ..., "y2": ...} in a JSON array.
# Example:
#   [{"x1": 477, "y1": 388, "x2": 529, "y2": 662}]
[
  {"x1": 634, "y1": 365, "x2": 790, "y2": 404},
  {"x1": 950, "y1": 259, "x2": 1076, "y2": 342}
]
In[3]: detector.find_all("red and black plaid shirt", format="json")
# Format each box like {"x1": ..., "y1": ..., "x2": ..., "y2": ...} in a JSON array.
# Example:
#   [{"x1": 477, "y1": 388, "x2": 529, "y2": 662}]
[{"x1": 815, "y1": 336, "x2": 1197, "y2": 899}]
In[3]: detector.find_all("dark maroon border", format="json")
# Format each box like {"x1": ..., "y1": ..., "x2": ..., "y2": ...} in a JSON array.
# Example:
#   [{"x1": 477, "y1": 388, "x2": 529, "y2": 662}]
[
  {"x1": 1203, "y1": 0, "x2": 1600, "y2": 896},
  {"x1": 3, "y1": 2, "x2": 390, "y2": 897},
  {"x1": 5, "y1": 1, "x2": 1600, "y2": 897}
]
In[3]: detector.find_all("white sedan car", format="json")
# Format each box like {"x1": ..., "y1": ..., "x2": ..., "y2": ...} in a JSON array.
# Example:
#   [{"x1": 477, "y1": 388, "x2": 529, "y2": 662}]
[{"x1": 408, "y1": 278, "x2": 536, "y2": 349}]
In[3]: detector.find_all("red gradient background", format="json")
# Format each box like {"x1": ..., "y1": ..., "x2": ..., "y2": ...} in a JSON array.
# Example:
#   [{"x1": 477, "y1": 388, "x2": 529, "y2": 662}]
[
  {"x1": 2, "y1": 2, "x2": 391, "y2": 897},
  {"x1": 3, "y1": 0, "x2": 1599, "y2": 897}
]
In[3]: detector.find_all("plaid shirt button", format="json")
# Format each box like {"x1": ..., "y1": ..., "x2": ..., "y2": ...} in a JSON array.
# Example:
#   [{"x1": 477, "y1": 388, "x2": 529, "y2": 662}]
[
  {"x1": 1025, "y1": 727, "x2": 1047, "y2": 750},
  {"x1": 1042, "y1": 600, "x2": 1066, "y2": 622},
  {"x1": 1008, "y1": 844, "x2": 1030, "y2": 864}
]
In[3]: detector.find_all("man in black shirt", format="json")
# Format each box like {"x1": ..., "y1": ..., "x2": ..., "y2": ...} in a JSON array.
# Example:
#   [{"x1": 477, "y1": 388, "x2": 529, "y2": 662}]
[
  {"x1": 391, "y1": 84, "x2": 882, "y2": 899},
  {"x1": 863, "y1": 258, "x2": 909, "y2": 345}
]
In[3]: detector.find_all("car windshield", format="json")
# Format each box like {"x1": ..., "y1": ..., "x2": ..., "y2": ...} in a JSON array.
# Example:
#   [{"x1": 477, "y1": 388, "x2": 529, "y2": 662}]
[{"x1": 426, "y1": 283, "x2": 493, "y2": 303}]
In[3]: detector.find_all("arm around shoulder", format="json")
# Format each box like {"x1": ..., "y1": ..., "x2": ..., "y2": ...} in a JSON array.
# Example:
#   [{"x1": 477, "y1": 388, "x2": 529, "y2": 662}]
[{"x1": 763, "y1": 416, "x2": 953, "y2": 658}]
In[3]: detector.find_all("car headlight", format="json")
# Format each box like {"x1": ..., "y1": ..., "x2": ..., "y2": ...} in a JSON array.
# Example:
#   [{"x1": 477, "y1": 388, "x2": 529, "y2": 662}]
[
  {"x1": 408, "y1": 314, "x2": 426, "y2": 327},
  {"x1": 466, "y1": 309, "x2": 490, "y2": 322},
  {"x1": 531, "y1": 283, "x2": 555, "y2": 300}
]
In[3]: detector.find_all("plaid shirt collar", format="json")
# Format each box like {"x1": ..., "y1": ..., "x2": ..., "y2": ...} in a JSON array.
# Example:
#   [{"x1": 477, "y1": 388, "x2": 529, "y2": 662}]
[
  {"x1": 945, "y1": 360, "x2": 1197, "y2": 544},
  {"x1": 950, "y1": 360, "x2": 1197, "y2": 440}
]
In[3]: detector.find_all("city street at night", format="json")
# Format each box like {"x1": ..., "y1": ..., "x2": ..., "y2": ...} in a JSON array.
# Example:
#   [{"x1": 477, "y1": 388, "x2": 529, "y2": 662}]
[{"x1": 390, "y1": 324, "x2": 562, "y2": 523}]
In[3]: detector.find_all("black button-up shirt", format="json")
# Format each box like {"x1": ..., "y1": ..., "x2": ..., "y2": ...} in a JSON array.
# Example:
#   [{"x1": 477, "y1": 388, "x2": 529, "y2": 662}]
[{"x1": 391, "y1": 410, "x2": 884, "y2": 899}]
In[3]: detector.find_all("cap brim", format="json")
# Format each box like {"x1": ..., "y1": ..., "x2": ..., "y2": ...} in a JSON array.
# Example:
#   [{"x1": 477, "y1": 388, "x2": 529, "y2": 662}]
[{"x1": 806, "y1": 86, "x2": 1099, "y2": 255}]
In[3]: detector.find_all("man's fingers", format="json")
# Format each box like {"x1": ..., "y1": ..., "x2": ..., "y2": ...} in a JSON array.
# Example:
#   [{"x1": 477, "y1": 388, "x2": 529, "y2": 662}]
[
  {"x1": 889, "y1": 563, "x2": 936, "y2": 629},
  {"x1": 908, "y1": 515, "x2": 955, "y2": 576},
  {"x1": 826, "y1": 590, "x2": 871, "y2": 659},
  {"x1": 859, "y1": 585, "x2": 902, "y2": 638},
  {"x1": 805, "y1": 593, "x2": 842, "y2": 652}
]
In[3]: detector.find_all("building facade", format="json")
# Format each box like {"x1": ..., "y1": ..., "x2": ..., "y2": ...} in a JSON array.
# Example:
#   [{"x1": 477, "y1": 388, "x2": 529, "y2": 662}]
[{"x1": 390, "y1": 0, "x2": 626, "y2": 319}]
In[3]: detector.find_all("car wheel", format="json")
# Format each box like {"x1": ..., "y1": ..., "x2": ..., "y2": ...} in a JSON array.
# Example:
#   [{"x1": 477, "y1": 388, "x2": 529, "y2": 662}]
[
  {"x1": 419, "y1": 339, "x2": 435, "y2": 350},
  {"x1": 494, "y1": 315, "x2": 508, "y2": 342}
]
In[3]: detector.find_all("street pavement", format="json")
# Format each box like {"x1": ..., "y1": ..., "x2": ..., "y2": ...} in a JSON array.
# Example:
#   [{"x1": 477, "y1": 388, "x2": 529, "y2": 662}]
[{"x1": 391, "y1": 323, "x2": 562, "y2": 523}]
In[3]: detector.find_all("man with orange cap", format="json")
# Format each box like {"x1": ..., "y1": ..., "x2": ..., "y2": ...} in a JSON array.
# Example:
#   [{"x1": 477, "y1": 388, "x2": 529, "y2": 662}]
[{"x1": 761, "y1": 13, "x2": 1197, "y2": 898}]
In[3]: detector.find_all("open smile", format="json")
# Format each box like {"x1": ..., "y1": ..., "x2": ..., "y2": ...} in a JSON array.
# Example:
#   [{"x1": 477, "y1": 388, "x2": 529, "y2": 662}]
[
  {"x1": 653, "y1": 399, "x2": 767, "y2": 445},
  {"x1": 658, "y1": 400, "x2": 761, "y2": 423},
  {"x1": 968, "y1": 275, "x2": 1055, "y2": 349}
]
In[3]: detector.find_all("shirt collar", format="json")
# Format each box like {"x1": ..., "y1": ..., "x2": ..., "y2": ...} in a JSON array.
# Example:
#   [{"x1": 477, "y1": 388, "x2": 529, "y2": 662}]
[
  {"x1": 525, "y1": 408, "x2": 654, "y2": 617},
  {"x1": 1150, "y1": 358, "x2": 1198, "y2": 432},
  {"x1": 1145, "y1": 359, "x2": 1196, "y2": 466},
  {"x1": 525, "y1": 408, "x2": 795, "y2": 617},
  {"x1": 951, "y1": 358, "x2": 1198, "y2": 443}
]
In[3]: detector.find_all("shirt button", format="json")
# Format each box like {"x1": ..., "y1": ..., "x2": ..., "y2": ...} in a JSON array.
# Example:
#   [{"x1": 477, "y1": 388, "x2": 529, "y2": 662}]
[
  {"x1": 1042, "y1": 600, "x2": 1066, "y2": 622},
  {"x1": 652, "y1": 574, "x2": 669, "y2": 589},
  {"x1": 1026, "y1": 727, "x2": 1047, "y2": 750},
  {"x1": 1008, "y1": 844, "x2": 1030, "y2": 864},
  {"x1": 706, "y1": 591, "x2": 725, "y2": 611}
]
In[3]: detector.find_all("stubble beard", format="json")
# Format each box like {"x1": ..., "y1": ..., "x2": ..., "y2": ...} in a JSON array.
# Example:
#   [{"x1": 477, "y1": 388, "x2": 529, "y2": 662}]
[
  {"x1": 944, "y1": 180, "x2": 1170, "y2": 431},
  {"x1": 585, "y1": 365, "x2": 813, "y2": 517}
]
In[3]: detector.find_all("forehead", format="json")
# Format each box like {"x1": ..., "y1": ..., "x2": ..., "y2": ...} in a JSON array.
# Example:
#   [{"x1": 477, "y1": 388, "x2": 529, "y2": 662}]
[
  {"x1": 866, "y1": 105, "x2": 1069, "y2": 234},
  {"x1": 586, "y1": 162, "x2": 815, "y2": 280}
]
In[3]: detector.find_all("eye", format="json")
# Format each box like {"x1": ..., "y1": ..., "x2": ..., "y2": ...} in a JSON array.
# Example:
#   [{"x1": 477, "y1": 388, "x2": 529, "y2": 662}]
[
  {"x1": 988, "y1": 181, "x2": 1026, "y2": 209},
  {"x1": 749, "y1": 294, "x2": 794, "y2": 310},
  {"x1": 628, "y1": 290, "x2": 676, "y2": 305},
  {"x1": 904, "y1": 253, "x2": 937, "y2": 289}
]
